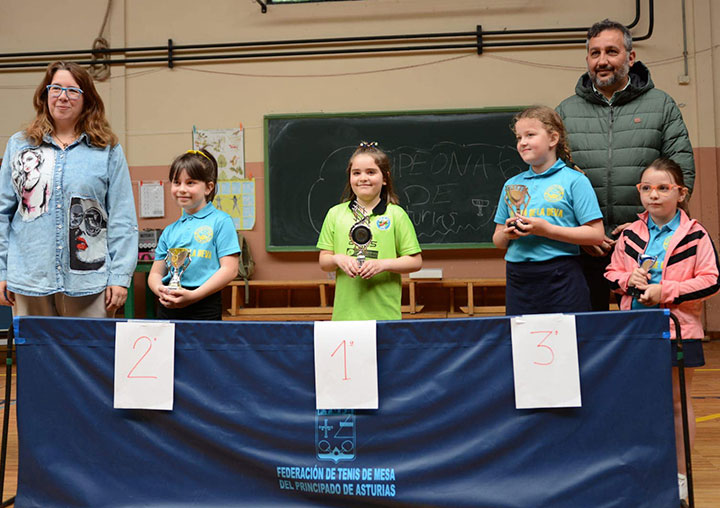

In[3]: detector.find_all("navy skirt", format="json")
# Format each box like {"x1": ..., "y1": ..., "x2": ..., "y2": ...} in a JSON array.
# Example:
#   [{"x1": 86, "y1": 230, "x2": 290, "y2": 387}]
[{"x1": 505, "y1": 256, "x2": 591, "y2": 316}]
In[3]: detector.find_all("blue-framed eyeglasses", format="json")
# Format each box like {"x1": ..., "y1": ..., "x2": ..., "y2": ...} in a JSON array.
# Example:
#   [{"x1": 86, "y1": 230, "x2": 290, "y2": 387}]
[{"x1": 46, "y1": 85, "x2": 84, "y2": 100}]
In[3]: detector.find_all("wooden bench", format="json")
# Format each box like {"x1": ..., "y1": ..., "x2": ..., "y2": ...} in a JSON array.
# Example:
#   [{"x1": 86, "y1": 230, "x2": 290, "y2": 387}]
[
  {"x1": 406, "y1": 278, "x2": 506, "y2": 317},
  {"x1": 226, "y1": 280, "x2": 335, "y2": 321},
  {"x1": 225, "y1": 278, "x2": 506, "y2": 321}
]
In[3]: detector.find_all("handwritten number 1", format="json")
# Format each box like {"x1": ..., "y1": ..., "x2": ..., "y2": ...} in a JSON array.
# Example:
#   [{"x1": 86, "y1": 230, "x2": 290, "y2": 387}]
[
  {"x1": 531, "y1": 330, "x2": 556, "y2": 366},
  {"x1": 127, "y1": 335, "x2": 158, "y2": 379},
  {"x1": 330, "y1": 339, "x2": 351, "y2": 380}
]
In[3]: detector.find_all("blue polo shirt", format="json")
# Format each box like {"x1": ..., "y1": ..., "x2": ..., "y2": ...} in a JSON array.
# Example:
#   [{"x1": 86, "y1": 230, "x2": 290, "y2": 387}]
[
  {"x1": 494, "y1": 159, "x2": 602, "y2": 262},
  {"x1": 155, "y1": 202, "x2": 240, "y2": 288},
  {"x1": 631, "y1": 210, "x2": 681, "y2": 310}
]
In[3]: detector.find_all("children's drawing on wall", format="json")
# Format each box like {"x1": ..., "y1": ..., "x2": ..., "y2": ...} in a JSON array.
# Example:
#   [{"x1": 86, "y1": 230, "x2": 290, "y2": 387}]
[
  {"x1": 215, "y1": 179, "x2": 256, "y2": 230},
  {"x1": 192, "y1": 125, "x2": 255, "y2": 230}
]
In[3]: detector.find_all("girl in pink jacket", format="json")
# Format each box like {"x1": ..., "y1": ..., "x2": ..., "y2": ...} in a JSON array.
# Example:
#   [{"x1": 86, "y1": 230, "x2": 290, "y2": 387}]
[{"x1": 605, "y1": 157, "x2": 720, "y2": 501}]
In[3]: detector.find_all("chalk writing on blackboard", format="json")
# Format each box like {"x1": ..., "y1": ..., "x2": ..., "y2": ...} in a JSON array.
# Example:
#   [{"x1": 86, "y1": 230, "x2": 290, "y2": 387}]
[
  {"x1": 307, "y1": 142, "x2": 522, "y2": 242},
  {"x1": 265, "y1": 110, "x2": 526, "y2": 250}
]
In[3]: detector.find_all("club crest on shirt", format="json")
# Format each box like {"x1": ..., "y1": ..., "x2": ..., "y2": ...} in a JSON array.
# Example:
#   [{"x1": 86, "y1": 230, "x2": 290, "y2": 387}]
[
  {"x1": 194, "y1": 225, "x2": 213, "y2": 243},
  {"x1": 544, "y1": 184, "x2": 565, "y2": 202},
  {"x1": 376, "y1": 216, "x2": 390, "y2": 230}
]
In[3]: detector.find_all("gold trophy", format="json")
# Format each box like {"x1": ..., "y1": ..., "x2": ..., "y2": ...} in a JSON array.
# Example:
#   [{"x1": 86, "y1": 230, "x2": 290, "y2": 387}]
[
  {"x1": 166, "y1": 248, "x2": 192, "y2": 289},
  {"x1": 349, "y1": 202, "x2": 372, "y2": 267},
  {"x1": 504, "y1": 184, "x2": 530, "y2": 227}
]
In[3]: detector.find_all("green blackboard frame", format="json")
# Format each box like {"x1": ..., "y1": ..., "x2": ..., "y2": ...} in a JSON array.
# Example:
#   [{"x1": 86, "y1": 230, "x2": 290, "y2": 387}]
[{"x1": 264, "y1": 108, "x2": 526, "y2": 252}]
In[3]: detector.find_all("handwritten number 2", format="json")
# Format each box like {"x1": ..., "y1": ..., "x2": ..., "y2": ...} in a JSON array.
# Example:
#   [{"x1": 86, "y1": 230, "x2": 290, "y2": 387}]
[
  {"x1": 127, "y1": 335, "x2": 158, "y2": 379},
  {"x1": 531, "y1": 330, "x2": 556, "y2": 366}
]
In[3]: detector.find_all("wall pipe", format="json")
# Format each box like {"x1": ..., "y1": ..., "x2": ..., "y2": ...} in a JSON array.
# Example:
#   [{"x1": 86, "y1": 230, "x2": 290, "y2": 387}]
[
  {"x1": 680, "y1": 0, "x2": 689, "y2": 77},
  {"x1": 0, "y1": 0, "x2": 651, "y2": 71}
]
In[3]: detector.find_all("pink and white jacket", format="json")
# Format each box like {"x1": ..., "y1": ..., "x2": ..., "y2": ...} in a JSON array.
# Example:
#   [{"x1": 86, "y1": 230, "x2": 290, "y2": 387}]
[{"x1": 605, "y1": 210, "x2": 720, "y2": 339}]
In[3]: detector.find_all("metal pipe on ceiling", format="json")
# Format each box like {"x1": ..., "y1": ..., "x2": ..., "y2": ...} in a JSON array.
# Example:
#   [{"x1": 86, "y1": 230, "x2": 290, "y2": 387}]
[{"x1": 0, "y1": 0, "x2": 651, "y2": 71}]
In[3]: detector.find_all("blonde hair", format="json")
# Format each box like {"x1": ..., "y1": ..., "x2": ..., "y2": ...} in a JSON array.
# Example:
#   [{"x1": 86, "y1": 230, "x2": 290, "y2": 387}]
[
  {"x1": 512, "y1": 106, "x2": 579, "y2": 171},
  {"x1": 25, "y1": 61, "x2": 117, "y2": 148}
]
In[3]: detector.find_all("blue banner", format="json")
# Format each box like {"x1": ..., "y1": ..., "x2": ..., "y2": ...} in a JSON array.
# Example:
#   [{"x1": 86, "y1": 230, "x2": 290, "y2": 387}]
[{"x1": 14, "y1": 311, "x2": 677, "y2": 507}]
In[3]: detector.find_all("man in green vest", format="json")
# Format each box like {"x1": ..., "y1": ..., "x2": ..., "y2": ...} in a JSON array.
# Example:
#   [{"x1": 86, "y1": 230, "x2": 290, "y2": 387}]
[{"x1": 557, "y1": 18, "x2": 694, "y2": 312}]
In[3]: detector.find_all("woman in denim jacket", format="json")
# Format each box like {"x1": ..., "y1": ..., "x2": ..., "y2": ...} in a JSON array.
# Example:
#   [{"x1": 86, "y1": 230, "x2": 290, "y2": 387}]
[{"x1": 0, "y1": 61, "x2": 138, "y2": 317}]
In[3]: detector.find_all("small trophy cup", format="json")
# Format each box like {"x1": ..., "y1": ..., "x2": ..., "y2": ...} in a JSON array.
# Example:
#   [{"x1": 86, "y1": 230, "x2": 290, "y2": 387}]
[
  {"x1": 349, "y1": 202, "x2": 372, "y2": 267},
  {"x1": 627, "y1": 254, "x2": 657, "y2": 298},
  {"x1": 166, "y1": 248, "x2": 192, "y2": 290},
  {"x1": 504, "y1": 184, "x2": 530, "y2": 227}
]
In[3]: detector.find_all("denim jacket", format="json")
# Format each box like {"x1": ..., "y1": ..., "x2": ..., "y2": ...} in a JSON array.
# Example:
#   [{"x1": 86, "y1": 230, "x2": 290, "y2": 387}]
[{"x1": 0, "y1": 131, "x2": 138, "y2": 296}]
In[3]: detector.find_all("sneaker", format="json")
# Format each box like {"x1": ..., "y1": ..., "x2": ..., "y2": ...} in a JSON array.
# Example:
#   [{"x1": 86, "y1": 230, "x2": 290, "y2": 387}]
[{"x1": 678, "y1": 473, "x2": 688, "y2": 502}]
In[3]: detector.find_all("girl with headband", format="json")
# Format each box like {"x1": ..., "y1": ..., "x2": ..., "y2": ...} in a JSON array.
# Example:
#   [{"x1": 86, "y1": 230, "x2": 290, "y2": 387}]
[{"x1": 148, "y1": 149, "x2": 240, "y2": 320}]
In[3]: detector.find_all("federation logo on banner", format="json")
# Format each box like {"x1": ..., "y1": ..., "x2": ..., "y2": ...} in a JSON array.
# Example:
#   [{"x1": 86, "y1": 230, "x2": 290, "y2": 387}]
[{"x1": 315, "y1": 409, "x2": 356, "y2": 463}]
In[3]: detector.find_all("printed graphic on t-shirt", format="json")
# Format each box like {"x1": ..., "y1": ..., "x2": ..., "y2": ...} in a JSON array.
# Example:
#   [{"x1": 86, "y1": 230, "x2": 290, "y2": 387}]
[
  {"x1": 69, "y1": 197, "x2": 108, "y2": 271},
  {"x1": 345, "y1": 239, "x2": 378, "y2": 259},
  {"x1": 376, "y1": 216, "x2": 391, "y2": 230},
  {"x1": 544, "y1": 184, "x2": 564, "y2": 202},
  {"x1": 11, "y1": 147, "x2": 54, "y2": 221},
  {"x1": 194, "y1": 225, "x2": 213, "y2": 243}
]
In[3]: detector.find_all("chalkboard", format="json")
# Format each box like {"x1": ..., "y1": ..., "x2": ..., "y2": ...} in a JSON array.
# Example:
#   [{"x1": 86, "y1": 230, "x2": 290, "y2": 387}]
[{"x1": 264, "y1": 109, "x2": 526, "y2": 251}]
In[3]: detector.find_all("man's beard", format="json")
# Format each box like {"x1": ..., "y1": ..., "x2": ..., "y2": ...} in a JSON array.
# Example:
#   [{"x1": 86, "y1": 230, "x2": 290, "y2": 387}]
[{"x1": 590, "y1": 59, "x2": 630, "y2": 89}]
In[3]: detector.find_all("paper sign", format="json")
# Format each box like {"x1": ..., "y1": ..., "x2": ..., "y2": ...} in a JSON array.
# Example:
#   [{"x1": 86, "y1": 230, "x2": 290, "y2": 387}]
[
  {"x1": 314, "y1": 320, "x2": 378, "y2": 410},
  {"x1": 114, "y1": 321, "x2": 175, "y2": 410},
  {"x1": 510, "y1": 314, "x2": 581, "y2": 409},
  {"x1": 138, "y1": 181, "x2": 164, "y2": 218}
]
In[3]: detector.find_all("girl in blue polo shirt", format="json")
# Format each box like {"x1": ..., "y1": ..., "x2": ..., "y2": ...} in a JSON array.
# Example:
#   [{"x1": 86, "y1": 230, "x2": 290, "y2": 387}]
[
  {"x1": 148, "y1": 149, "x2": 240, "y2": 320},
  {"x1": 493, "y1": 106, "x2": 604, "y2": 315}
]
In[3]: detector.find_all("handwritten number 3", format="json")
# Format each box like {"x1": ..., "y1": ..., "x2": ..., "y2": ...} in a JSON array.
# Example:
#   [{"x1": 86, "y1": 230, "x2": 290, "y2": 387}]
[
  {"x1": 127, "y1": 335, "x2": 158, "y2": 379},
  {"x1": 531, "y1": 330, "x2": 556, "y2": 366}
]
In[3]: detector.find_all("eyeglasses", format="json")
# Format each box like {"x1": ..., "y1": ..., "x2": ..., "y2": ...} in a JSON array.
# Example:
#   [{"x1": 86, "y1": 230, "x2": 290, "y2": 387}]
[
  {"x1": 46, "y1": 85, "x2": 84, "y2": 100},
  {"x1": 70, "y1": 204, "x2": 106, "y2": 236},
  {"x1": 636, "y1": 183, "x2": 685, "y2": 195}
]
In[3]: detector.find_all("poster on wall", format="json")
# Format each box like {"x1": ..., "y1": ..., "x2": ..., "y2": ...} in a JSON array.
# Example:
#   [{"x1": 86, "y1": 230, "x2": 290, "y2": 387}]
[
  {"x1": 138, "y1": 181, "x2": 165, "y2": 218},
  {"x1": 192, "y1": 126, "x2": 254, "y2": 230},
  {"x1": 192, "y1": 126, "x2": 245, "y2": 179},
  {"x1": 215, "y1": 178, "x2": 256, "y2": 230}
]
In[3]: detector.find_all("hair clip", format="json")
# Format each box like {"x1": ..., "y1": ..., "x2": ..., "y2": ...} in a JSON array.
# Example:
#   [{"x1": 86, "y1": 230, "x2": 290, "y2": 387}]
[
  {"x1": 186, "y1": 149, "x2": 212, "y2": 162},
  {"x1": 359, "y1": 141, "x2": 378, "y2": 149}
]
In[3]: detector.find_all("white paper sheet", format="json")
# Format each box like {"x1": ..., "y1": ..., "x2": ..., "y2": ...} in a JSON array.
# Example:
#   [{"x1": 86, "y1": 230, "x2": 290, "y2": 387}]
[
  {"x1": 314, "y1": 320, "x2": 378, "y2": 409},
  {"x1": 139, "y1": 181, "x2": 164, "y2": 218},
  {"x1": 114, "y1": 321, "x2": 175, "y2": 410},
  {"x1": 511, "y1": 313, "x2": 581, "y2": 409}
]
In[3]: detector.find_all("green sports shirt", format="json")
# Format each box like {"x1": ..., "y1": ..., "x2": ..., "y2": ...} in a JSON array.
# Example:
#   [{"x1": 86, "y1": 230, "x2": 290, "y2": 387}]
[{"x1": 317, "y1": 200, "x2": 421, "y2": 321}]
